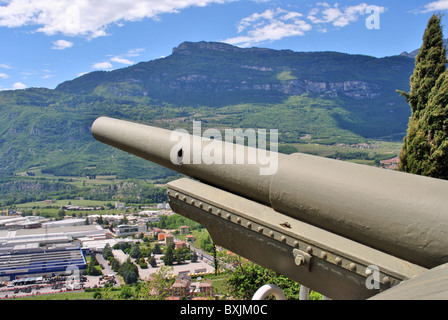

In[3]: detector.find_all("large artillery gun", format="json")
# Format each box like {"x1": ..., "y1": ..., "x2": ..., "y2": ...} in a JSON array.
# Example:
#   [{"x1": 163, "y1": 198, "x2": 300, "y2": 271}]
[{"x1": 91, "y1": 116, "x2": 448, "y2": 300}]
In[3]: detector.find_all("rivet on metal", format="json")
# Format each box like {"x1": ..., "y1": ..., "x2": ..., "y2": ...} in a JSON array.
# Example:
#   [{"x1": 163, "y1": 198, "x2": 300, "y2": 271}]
[
  {"x1": 383, "y1": 277, "x2": 391, "y2": 285},
  {"x1": 191, "y1": 200, "x2": 195, "y2": 205},
  {"x1": 349, "y1": 263, "x2": 357, "y2": 271},
  {"x1": 226, "y1": 213, "x2": 231, "y2": 219},
  {"x1": 335, "y1": 257, "x2": 342, "y2": 265},
  {"x1": 208, "y1": 206, "x2": 213, "y2": 212},
  {"x1": 258, "y1": 227, "x2": 263, "y2": 233},
  {"x1": 175, "y1": 192, "x2": 179, "y2": 198},
  {"x1": 293, "y1": 241, "x2": 300, "y2": 248},
  {"x1": 320, "y1": 252, "x2": 327, "y2": 259},
  {"x1": 247, "y1": 222, "x2": 252, "y2": 228},
  {"x1": 198, "y1": 202, "x2": 203, "y2": 208},
  {"x1": 236, "y1": 217, "x2": 241, "y2": 223},
  {"x1": 280, "y1": 236, "x2": 286, "y2": 242},
  {"x1": 306, "y1": 246, "x2": 313, "y2": 254},
  {"x1": 182, "y1": 196, "x2": 187, "y2": 201},
  {"x1": 217, "y1": 209, "x2": 221, "y2": 216}
]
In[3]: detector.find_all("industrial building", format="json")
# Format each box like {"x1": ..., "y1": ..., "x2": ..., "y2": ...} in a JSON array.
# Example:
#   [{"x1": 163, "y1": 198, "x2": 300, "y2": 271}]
[
  {"x1": 41, "y1": 218, "x2": 86, "y2": 228},
  {"x1": 0, "y1": 224, "x2": 106, "y2": 250},
  {"x1": 0, "y1": 223, "x2": 107, "y2": 281},
  {"x1": 0, "y1": 243, "x2": 86, "y2": 281},
  {"x1": 79, "y1": 238, "x2": 119, "y2": 252},
  {"x1": 115, "y1": 224, "x2": 147, "y2": 237},
  {"x1": 0, "y1": 216, "x2": 49, "y2": 230}
]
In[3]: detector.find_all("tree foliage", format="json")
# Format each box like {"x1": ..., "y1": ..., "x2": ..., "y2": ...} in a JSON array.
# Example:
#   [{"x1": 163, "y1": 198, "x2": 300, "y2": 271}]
[
  {"x1": 149, "y1": 256, "x2": 157, "y2": 267},
  {"x1": 200, "y1": 235, "x2": 214, "y2": 253},
  {"x1": 226, "y1": 261, "x2": 306, "y2": 300},
  {"x1": 410, "y1": 70, "x2": 448, "y2": 178},
  {"x1": 398, "y1": 14, "x2": 447, "y2": 115},
  {"x1": 102, "y1": 243, "x2": 114, "y2": 260},
  {"x1": 137, "y1": 266, "x2": 174, "y2": 300},
  {"x1": 129, "y1": 244, "x2": 141, "y2": 259},
  {"x1": 162, "y1": 245, "x2": 175, "y2": 266},
  {"x1": 86, "y1": 254, "x2": 102, "y2": 276},
  {"x1": 118, "y1": 257, "x2": 139, "y2": 284},
  {"x1": 398, "y1": 13, "x2": 448, "y2": 179}
]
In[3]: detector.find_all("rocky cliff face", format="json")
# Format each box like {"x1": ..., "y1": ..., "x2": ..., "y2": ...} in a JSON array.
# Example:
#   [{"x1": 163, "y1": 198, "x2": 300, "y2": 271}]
[
  {"x1": 302, "y1": 80, "x2": 381, "y2": 99},
  {"x1": 256, "y1": 78, "x2": 381, "y2": 99},
  {"x1": 167, "y1": 71, "x2": 381, "y2": 99}
]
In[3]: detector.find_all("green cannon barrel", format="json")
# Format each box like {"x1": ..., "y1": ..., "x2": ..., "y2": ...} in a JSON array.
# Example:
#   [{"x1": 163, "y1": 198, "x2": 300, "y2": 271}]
[{"x1": 92, "y1": 116, "x2": 448, "y2": 269}]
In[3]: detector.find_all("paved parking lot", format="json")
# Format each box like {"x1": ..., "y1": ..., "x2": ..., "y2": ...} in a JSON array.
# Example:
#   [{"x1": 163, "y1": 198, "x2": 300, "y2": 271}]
[
  {"x1": 0, "y1": 275, "x2": 102, "y2": 299},
  {"x1": 137, "y1": 253, "x2": 215, "y2": 280}
]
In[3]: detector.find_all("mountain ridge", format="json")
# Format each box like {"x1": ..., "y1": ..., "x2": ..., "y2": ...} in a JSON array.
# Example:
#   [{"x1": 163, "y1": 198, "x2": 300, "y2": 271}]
[
  {"x1": 56, "y1": 40, "x2": 414, "y2": 107},
  {"x1": 171, "y1": 41, "x2": 281, "y2": 55}
]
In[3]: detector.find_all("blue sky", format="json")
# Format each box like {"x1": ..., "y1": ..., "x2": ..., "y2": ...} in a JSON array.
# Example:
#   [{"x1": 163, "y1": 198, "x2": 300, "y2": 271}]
[{"x1": 0, "y1": 0, "x2": 446, "y2": 90}]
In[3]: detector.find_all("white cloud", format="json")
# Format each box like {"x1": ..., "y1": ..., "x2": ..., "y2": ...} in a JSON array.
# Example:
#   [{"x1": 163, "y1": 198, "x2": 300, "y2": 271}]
[
  {"x1": 224, "y1": 8, "x2": 312, "y2": 47},
  {"x1": 126, "y1": 48, "x2": 145, "y2": 57},
  {"x1": 52, "y1": 39, "x2": 74, "y2": 50},
  {"x1": 0, "y1": 82, "x2": 27, "y2": 90},
  {"x1": 0, "y1": 63, "x2": 11, "y2": 69},
  {"x1": 110, "y1": 56, "x2": 133, "y2": 65},
  {"x1": 13, "y1": 82, "x2": 26, "y2": 89},
  {"x1": 93, "y1": 61, "x2": 113, "y2": 69},
  {"x1": 0, "y1": 0, "x2": 234, "y2": 38},
  {"x1": 0, "y1": 73, "x2": 9, "y2": 79},
  {"x1": 237, "y1": 8, "x2": 277, "y2": 33},
  {"x1": 307, "y1": 3, "x2": 384, "y2": 28},
  {"x1": 282, "y1": 11, "x2": 303, "y2": 21},
  {"x1": 95, "y1": 47, "x2": 144, "y2": 70},
  {"x1": 224, "y1": 4, "x2": 385, "y2": 48},
  {"x1": 420, "y1": 0, "x2": 448, "y2": 12}
]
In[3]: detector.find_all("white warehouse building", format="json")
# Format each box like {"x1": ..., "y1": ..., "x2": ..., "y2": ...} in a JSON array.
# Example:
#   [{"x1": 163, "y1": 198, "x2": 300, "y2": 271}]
[{"x1": 41, "y1": 218, "x2": 86, "y2": 228}]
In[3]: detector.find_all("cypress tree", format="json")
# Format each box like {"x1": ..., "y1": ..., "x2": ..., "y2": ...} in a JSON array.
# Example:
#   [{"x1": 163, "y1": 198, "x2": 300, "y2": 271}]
[
  {"x1": 162, "y1": 244, "x2": 174, "y2": 266},
  {"x1": 412, "y1": 71, "x2": 448, "y2": 179},
  {"x1": 398, "y1": 14, "x2": 448, "y2": 175}
]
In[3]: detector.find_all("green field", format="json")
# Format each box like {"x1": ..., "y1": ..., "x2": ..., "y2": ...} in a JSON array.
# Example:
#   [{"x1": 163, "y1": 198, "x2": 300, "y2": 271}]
[{"x1": 292, "y1": 140, "x2": 402, "y2": 166}]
